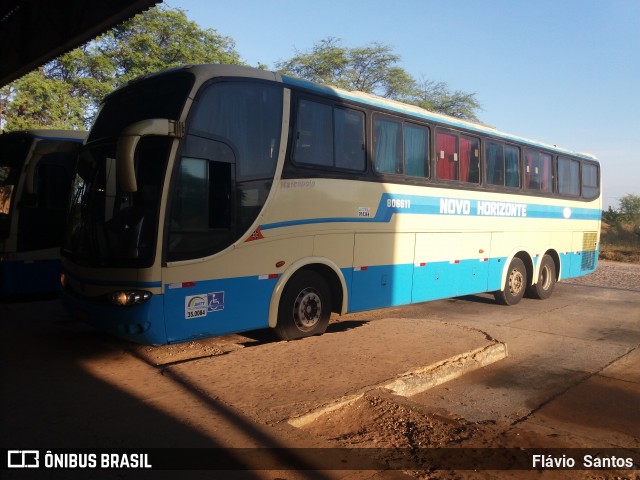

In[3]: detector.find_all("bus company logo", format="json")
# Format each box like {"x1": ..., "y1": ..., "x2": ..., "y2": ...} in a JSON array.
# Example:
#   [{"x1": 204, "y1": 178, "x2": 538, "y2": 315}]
[
  {"x1": 185, "y1": 292, "x2": 225, "y2": 318},
  {"x1": 8, "y1": 450, "x2": 39, "y2": 468}
]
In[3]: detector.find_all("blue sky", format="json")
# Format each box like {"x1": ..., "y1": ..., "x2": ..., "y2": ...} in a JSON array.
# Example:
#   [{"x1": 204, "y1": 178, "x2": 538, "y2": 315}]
[{"x1": 166, "y1": 0, "x2": 639, "y2": 209}]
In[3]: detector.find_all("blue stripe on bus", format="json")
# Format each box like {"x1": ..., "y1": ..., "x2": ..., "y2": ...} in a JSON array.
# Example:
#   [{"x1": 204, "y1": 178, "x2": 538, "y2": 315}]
[
  {"x1": 61, "y1": 249, "x2": 597, "y2": 344},
  {"x1": 162, "y1": 275, "x2": 276, "y2": 343},
  {"x1": 347, "y1": 252, "x2": 595, "y2": 312},
  {"x1": 261, "y1": 193, "x2": 601, "y2": 231}
]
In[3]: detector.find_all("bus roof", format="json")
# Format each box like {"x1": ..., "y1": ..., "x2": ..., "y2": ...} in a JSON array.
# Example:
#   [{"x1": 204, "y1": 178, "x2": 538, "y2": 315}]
[
  {"x1": 118, "y1": 64, "x2": 598, "y2": 163},
  {"x1": 280, "y1": 75, "x2": 598, "y2": 162}
]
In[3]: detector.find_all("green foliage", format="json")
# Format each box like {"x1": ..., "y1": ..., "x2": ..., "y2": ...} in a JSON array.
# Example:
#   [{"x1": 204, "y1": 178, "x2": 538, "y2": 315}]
[
  {"x1": 410, "y1": 78, "x2": 482, "y2": 121},
  {"x1": 602, "y1": 206, "x2": 621, "y2": 226},
  {"x1": 0, "y1": 69, "x2": 87, "y2": 131},
  {"x1": 601, "y1": 194, "x2": 640, "y2": 262},
  {"x1": 618, "y1": 194, "x2": 640, "y2": 219},
  {"x1": 276, "y1": 37, "x2": 481, "y2": 121},
  {"x1": 98, "y1": 6, "x2": 241, "y2": 85},
  {"x1": 605, "y1": 194, "x2": 640, "y2": 227},
  {"x1": 0, "y1": 5, "x2": 242, "y2": 131}
]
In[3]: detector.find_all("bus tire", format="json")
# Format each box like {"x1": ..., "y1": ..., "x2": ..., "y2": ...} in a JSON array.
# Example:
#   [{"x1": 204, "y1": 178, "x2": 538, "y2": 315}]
[
  {"x1": 275, "y1": 270, "x2": 331, "y2": 341},
  {"x1": 526, "y1": 254, "x2": 556, "y2": 300},
  {"x1": 494, "y1": 257, "x2": 527, "y2": 306}
]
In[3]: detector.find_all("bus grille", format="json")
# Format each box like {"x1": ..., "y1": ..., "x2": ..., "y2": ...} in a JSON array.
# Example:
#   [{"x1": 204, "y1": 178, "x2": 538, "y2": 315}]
[{"x1": 581, "y1": 231, "x2": 598, "y2": 271}]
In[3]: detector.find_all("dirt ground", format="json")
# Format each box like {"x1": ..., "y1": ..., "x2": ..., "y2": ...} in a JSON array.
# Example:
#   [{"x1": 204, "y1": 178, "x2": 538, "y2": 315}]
[
  {"x1": 297, "y1": 261, "x2": 640, "y2": 480},
  {"x1": 300, "y1": 389, "x2": 637, "y2": 480},
  {"x1": 1, "y1": 261, "x2": 638, "y2": 480},
  {"x1": 117, "y1": 261, "x2": 639, "y2": 480}
]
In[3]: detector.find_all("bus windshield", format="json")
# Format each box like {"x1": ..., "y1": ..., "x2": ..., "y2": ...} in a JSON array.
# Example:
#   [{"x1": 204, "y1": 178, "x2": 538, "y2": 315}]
[
  {"x1": 63, "y1": 71, "x2": 195, "y2": 267},
  {"x1": 64, "y1": 138, "x2": 171, "y2": 267}
]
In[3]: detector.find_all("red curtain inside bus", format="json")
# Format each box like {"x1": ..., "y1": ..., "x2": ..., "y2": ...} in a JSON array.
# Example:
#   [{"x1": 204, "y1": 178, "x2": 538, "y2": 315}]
[
  {"x1": 539, "y1": 153, "x2": 552, "y2": 192},
  {"x1": 525, "y1": 151, "x2": 552, "y2": 192},
  {"x1": 436, "y1": 132, "x2": 457, "y2": 180},
  {"x1": 459, "y1": 136, "x2": 479, "y2": 183}
]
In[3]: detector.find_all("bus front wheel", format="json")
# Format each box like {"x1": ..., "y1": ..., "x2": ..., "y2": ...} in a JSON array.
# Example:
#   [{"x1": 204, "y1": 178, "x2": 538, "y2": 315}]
[
  {"x1": 526, "y1": 254, "x2": 556, "y2": 300},
  {"x1": 494, "y1": 257, "x2": 527, "y2": 306},
  {"x1": 275, "y1": 270, "x2": 331, "y2": 341}
]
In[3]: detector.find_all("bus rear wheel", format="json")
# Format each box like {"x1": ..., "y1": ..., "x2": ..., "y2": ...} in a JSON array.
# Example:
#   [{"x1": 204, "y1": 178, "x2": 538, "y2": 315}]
[
  {"x1": 494, "y1": 257, "x2": 527, "y2": 306},
  {"x1": 526, "y1": 254, "x2": 556, "y2": 300},
  {"x1": 275, "y1": 270, "x2": 331, "y2": 341}
]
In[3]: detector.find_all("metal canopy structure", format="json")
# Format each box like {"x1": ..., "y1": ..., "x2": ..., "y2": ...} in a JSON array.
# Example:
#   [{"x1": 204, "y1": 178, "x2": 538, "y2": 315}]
[{"x1": 0, "y1": 0, "x2": 159, "y2": 87}]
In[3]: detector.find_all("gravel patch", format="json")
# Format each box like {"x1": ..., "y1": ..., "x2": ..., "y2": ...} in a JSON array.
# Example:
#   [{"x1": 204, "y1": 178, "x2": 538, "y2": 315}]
[{"x1": 562, "y1": 260, "x2": 640, "y2": 292}]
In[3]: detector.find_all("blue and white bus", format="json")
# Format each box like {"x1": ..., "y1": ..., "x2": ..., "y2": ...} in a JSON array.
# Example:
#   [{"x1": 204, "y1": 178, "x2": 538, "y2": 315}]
[
  {"x1": 1, "y1": 129, "x2": 86, "y2": 296},
  {"x1": 60, "y1": 65, "x2": 601, "y2": 344}
]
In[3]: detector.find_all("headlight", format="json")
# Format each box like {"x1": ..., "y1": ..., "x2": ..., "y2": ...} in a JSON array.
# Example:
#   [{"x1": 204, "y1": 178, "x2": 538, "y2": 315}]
[{"x1": 108, "y1": 290, "x2": 152, "y2": 306}]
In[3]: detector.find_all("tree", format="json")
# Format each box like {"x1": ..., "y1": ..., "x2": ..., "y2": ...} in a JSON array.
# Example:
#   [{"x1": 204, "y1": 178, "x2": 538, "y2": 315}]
[
  {"x1": 618, "y1": 194, "x2": 640, "y2": 219},
  {"x1": 0, "y1": 5, "x2": 242, "y2": 131},
  {"x1": 618, "y1": 193, "x2": 640, "y2": 226},
  {"x1": 602, "y1": 206, "x2": 621, "y2": 226},
  {"x1": 411, "y1": 78, "x2": 482, "y2": 121},
  {"x1": 276, "y1": 37, "x2": 481, "y2": 121},
  {"x1": 95, "y1": 6, "x2": 241, "y2": 86},
  {"x1": 0, "y1": 69, "x2": 87, "y2": 131},
  {"x1": 276, "y1": 37, "x2": 418, "y2": 97}
]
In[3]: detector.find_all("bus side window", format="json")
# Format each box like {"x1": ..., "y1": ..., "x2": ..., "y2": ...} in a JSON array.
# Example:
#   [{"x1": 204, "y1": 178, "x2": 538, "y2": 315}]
[
  {"x1": 437, "y1": 131, "x2": 479, "y2": 183},
  {"x1": 557, "y1": 157, "x2": 580, "y2": 196},
  {"x1": 294, "y1": 100, "x2": 332, "y2": 167},
  {"x1": 168, "y1": 157, "x2": 234, "y2": 260},
  {"x1": 374, "y1": 117, "x2": 402, "y2": 174},
  {"x1": 524, "y1": 150, "x2": 537, "y2": 190},
  {"x1": 487, "y1": 143, "x2": 520, "y2": 188},
  {"x1": 436, "y1": 131, "x2": 458, "y2": 180},
  {"x1": 486, "y1": 141, "x2": 504, "y2": 186},
  {"x1": 460, "y1": 135, "x2": 479, "y2": 183},
  {"x1": 582, "y1": 162, "x2": 599, "y2": 199},
  {"x1": 504, "y1": 145, "x2": 520, "y2": 188},
  {"x1": 525, "y1": 150, "x2": 552, "y2": 193},
  {"x1": 539, "y1": 153, "x2": 553, "y2": 193},
  {"x1": 335, "y1": 108, "x2": 365, "y2": 171},
  {"x1": 404, "y1": 124, "x2": 429, "y2": 178}
]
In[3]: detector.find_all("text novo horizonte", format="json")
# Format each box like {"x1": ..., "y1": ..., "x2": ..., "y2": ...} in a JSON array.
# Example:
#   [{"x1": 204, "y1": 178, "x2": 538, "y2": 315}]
[{"x1": 440, "y1": 198, "x2": 527, "y2": 217}]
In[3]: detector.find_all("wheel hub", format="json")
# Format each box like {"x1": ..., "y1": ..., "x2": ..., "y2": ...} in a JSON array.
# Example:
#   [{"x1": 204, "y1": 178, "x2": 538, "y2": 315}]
[
  {"x1": 294, "y1": 288, "x2": 321, "y2": 331},
  {"x1": 509, "y1": 269, "x2": 524, "y2": 294},
  {"x1": 540, "y1": 265, "x2": 552, "y2": 289}
]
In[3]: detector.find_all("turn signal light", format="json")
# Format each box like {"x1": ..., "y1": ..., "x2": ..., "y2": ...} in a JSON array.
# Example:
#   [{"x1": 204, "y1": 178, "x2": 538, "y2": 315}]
[{"x1": 108, "y1": 290, "x2": 152, "y2": 306}]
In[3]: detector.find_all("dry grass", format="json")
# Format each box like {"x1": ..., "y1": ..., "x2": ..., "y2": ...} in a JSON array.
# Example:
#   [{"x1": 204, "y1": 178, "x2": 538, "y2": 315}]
[{"x1": 599, "y1": 222, "x2": 640, "y2": 264}]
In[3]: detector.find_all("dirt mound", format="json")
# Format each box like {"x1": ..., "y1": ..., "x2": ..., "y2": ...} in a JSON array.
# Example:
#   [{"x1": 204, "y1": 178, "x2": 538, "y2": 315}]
[
  {"x1": 300, "y1": 391, "x2": 634, "y2": 479},
  {"x1": 304, "y1": 391, "x2": 493, "y2": 449}
]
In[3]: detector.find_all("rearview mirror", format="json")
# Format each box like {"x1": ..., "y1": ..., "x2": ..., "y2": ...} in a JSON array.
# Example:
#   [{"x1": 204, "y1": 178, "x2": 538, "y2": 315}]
[{"x1": 116, "y1": 119, "x2": 184, "y2": 192}]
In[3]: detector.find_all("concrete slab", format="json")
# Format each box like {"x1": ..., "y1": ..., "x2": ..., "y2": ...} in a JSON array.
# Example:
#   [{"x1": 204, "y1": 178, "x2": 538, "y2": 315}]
[
  {"x1": 167, "y1": 318, "x2": 504, "y2": 424},
  {"x1": 601, "y1": 347, "x2": 640, "y2": 383},
  {"x1": 526, "y1": 374, "x2": 640, "y2": 447}
]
